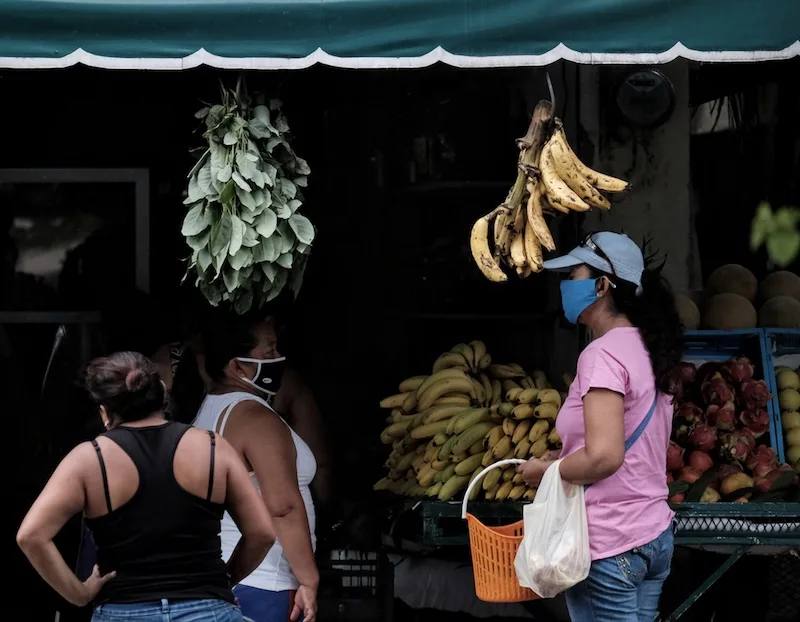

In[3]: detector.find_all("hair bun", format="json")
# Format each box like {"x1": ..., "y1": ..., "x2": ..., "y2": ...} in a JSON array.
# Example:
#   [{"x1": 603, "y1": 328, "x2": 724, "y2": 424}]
[{"x1": 125, "y1": 368, "x2": 148, "y2": 392}]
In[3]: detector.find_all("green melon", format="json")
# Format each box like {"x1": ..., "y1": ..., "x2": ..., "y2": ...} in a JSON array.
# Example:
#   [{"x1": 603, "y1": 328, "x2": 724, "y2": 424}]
[
  {"x1": 703, "y1": 293, "x2": 757, "y2": 330},
  {"x1": 705, "y1": 264, "x2": 758, "y2": 302},
  {"x1": 759, "y1": 271, "x2": 800, "y2": 303},
  {"x1": 759, "y1": 295, "x2": 800, "y2": 329}
]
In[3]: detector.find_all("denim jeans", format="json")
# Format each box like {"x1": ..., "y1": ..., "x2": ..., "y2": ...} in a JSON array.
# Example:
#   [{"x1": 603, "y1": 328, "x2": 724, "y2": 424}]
[
  {"x1": 565, "y1": 526, "x2": 674, "y2": 622},
  {"x1": 92, "y1": 598, "x2": 243, "y2": 622},
  {"x1": 233, "y1": 586, "x2": 300, "y2": 622}
]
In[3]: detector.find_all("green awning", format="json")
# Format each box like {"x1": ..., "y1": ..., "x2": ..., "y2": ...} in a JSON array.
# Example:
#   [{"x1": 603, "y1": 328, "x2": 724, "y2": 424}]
[{"x1": 1, "y1": 0, "x2": 798, "y2": 70}]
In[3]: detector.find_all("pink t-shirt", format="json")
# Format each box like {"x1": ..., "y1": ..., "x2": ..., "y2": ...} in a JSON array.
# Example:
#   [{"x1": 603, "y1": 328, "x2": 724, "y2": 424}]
[{"x1": 556, "y1": 326, "x2": 674, "y2": 560}]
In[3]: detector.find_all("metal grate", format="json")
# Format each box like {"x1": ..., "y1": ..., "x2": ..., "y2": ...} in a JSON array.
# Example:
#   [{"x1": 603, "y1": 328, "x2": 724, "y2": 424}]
[{"x1": 766, "y1": 552, "x2": 800, "y2": 622}]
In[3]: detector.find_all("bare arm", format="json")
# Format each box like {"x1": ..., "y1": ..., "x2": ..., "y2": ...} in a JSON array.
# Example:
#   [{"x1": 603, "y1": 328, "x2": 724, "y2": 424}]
[
  {"x1": 220, "y1": 435, "x2": 275, "y2": 585},
  {"x1": 281, "y1": 370, "x2": 333, "y2": 507},
  {"x1": 16, "y1": 444, "x2": 115, "y2": 606},
  {"x1": 235, "y1": 404, "x2": 319, "y2": 589},
  {"x1": 558, "y1": 388, "x2": 626, "y2": 485}
]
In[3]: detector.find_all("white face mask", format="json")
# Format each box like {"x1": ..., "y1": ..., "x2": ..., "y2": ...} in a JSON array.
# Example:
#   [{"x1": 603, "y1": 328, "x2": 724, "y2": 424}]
[{"x1": 236, "y1": 356, "x2": 286, "y2": 400}]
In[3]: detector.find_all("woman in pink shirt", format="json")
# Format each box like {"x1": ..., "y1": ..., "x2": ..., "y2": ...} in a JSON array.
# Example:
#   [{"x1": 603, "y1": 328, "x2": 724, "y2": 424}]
[{"x1": 518, "y1": 232, "x2": 682, "y2": 621}]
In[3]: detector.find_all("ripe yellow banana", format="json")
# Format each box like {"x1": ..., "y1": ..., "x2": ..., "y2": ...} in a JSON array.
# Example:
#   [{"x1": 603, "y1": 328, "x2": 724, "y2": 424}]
[
  {"x1": 491, "y1": 435, "x2": 512, "y2": 460},
  {"x1": 424, "y1": 444, "x2": 439, "y2": 463},
  {"x1": 549, "y1": 138, "x2": 611, "y2": 210},
  {"x1": 512, "y1": 419, "x2": 533, "y2": 445},
  {"x1": 488, "y1": 364, "x2": 525, "y2": 379},
  {"x1": 509, "y1": 229, "x2": 527, "y2": 269},
  {"x1": 454, "y1": 453, "x2": 484, "y2": 476},
  {"x1": 484, "y1": 425, "x2": 505, "y2": 449},
  {"x1": 453, "y1": 421, "x2": 495, "y2": 454},
  {"x1": 506, "y1": 387, "x2": 523, "y2": 402},
  {"x1": 479, "y1": 354, "x2": 492, "y2": 370},
  {"x1": 416, "y1": 368, "x2": 470, "y2": 399},
  {"x1": 528, "y1": 419, "x2": 551, "y2": 443},
  {"x1": 523, "y1": 488, "x2": 537, "y2": 501},
  {"x1": 432, "y1": 352, "x2": 468, "y2": 374},
  {"x1": 502, "y1": 417, "x2": 517, "y2": 436},
  {"x1": 517, "y1": 388, "x2": 539, "y2": 404},
  {"x1": 430, "y1": 459, "x2": 450, "y2": 471},
  {"x1": 548, "y1": 427, "x2": 562, "y2": 447},
  {"x1": 554, "y1": 127, "x2": 629, "y2": 192},
  {"x1": 450, "y1": 452, "x2": 468, "y2": 464},
  {"x1": 470, "y1": 377, "x2": 486, "y2": 405},
  {"x1": 418, "y1": 376, "x2": 475, "y2": 411},
  {"x1": 534, "y1": 403, "x2": 559, "y2": 421},
  {"x1": 525, "y1": 181, "x2": 556, "y2": 252},
  {"x1": 512, "y1": 404, "x2": 536, "y2": 420},
  {"x1": 426, "y1": 482, "x2": 443, "y2": 498},
  {"x1": 491, "y1": 379, "x2": 502, "y2": 406},
  {"x1": 523, "y1": 219, "x2": 544, "y2": 274},
  {"x1": 471, "y1": 214, "x2": 508, "y2": 283},
  {"x1": 502, "y1": 467, "x2": 516, "y2": 483},
  {"x1": 399, "y1": 375, "x2": 428, "y2": 393},
  {"x1": 469, "y1": 440, "x2": 485, "y2": 455},
  {"x1": 434, "y1": 395, "x2": 472, "y2": 407},
  {"x1": 532, "y1": 371, "x2": 551, "y2": 390},
  {"x1": 530, "y1": 437, "x2": 549, "y2": 458},
  {"x1": 537, "y1": 389, "x2": 563, "y2": 408},
  {"x1": 373, "y1": 477, "x2": 391, "y2": 491},
  {"x1": 411, "y1": 420, "x2": 452, "y2": 440},
  {"x1": 437, "y1": 435, "x2": 459, "y2": 461},
  {"x1": 512, "y1": 472, "x2": 524, "y2": 485},
  {"x1": 451, "y1": 343, "x2": 476, "y2": 371},
  {"x1": 481, "y1": 448, "x2": 497, "y2": 467},
  {"x1": 468, "y1": 466, "x2": 484, "y2": 501},
  {"x1": 379, "y1": 393, "x2": 409, "y2": 409},
  {"x1": 484, "y1": 483, "x2": 500, "y2": 501},
  {"x1": 454, "y1": 408, "x2": 491, "y2": 435},
  {"x1": 470, "y1": 341, "x2": 487, "y2": 367},
  {"x1": 540, "y1": 142, "x2": 590, "y2": 212},
  {"x1": 521, "y1": 376, "x2": 535, "y2": 390},
  {"x1": 417, "y1": 464, "x2": 436, "y2": 487},
  {"x1": 401, "y1": 392, "x2": 417, "y2": 414},
  {"x1": 438, "y1": 474, "x2": 470, "y2": 501},
  {"x1": 509, "y1": 485, "x2": 526, "y2": 501},
  {"x1": 496, "y1": 481, "x2": 514, "y2": 501},
  {"x1": 482, "y1": 466, "x2": 503, "y2": 491},
  {"x1": 479, "y1": 373, "x2": 493, "y2": 405},
  {"x1": 514, "y1": 439, "x2": 532, "y2": 459}
]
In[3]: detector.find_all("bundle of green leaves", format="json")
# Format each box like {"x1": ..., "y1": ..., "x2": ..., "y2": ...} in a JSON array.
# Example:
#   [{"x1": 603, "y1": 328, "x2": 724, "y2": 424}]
[
  {"x1": 751, "y1": 201, "x2": 800, "y2": 268},
  {"x1": 182, "y1": 80, "x2": 313, "y2": 314}
]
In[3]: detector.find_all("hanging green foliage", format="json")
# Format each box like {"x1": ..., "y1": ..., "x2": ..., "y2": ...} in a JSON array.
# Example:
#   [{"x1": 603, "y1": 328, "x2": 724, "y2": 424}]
[
  {"x1": 751, "y1": 201, "x2": 800, "y2": 268},
  {"x1": 182, "y1": 79, "x2": 313, "y2": 314}
]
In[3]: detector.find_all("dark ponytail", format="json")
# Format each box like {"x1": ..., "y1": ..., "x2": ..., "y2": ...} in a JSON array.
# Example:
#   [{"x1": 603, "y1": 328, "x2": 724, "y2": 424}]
[{"x1": 590, "y1": 257, "x2": 683, "y2": 395}]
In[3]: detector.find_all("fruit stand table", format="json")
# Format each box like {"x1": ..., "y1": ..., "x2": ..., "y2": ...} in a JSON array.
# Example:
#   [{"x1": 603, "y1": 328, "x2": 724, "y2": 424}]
[{"x1": 663, "y1": 502, "x2": 800, "y2": 621}]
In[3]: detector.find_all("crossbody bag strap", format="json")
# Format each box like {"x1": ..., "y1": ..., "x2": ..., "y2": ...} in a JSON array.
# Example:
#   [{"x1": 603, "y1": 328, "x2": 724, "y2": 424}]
[{"x1": 585, "y1": 388, "x2": 659, "y2": 490}]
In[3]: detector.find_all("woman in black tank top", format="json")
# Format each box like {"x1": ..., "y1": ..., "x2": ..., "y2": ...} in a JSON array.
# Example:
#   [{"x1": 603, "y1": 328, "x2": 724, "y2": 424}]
[{"x1": 17, "y1": 352, "x2": 273, "y2": 621}]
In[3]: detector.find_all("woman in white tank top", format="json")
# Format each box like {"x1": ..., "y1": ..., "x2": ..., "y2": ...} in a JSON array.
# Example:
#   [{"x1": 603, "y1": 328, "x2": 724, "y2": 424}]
[{"x1": 193, "y1": 313, "x2": 318, "y2": 622}]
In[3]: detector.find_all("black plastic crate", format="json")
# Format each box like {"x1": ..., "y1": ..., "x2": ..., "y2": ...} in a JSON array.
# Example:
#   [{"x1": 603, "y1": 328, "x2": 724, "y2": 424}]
[{"x1": 318, "y1": 550, "x2": 394, "y2": 622}]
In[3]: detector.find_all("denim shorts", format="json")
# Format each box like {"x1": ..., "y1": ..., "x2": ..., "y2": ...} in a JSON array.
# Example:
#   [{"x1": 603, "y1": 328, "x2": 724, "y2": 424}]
[
  {"x1": 565, "y1": 526, "x2": 674, "y2": 622},
  {"x1": 92, "y1": 598, "x2": 243, "y2": 622},
  {"x1": 233, "y1": 586, "x2": 300, "y2": 622}
]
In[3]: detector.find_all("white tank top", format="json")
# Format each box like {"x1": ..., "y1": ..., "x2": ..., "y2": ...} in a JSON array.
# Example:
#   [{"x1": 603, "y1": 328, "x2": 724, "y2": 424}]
[{"x1": 193, "y1": 392, "x2": 317, "y2": 591}]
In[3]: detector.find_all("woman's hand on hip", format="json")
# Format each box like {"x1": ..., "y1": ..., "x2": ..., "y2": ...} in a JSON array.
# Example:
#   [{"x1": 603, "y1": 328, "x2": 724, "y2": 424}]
[
  {"x1": 80, "y1": 565, "x2": 116, "y2": 606},
  {"x1": 517, "y1": 458, "x2": 555, "y2": 487}
]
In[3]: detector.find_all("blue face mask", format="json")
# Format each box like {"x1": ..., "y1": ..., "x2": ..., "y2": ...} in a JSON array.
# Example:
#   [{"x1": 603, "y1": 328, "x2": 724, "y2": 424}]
[{"x1": 560, "y1": 279, "x2": 599, "y2": 324}]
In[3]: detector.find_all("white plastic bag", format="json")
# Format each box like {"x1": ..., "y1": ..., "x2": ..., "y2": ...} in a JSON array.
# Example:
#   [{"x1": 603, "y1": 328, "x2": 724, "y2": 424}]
[{"x1": 513, "y1": 459, "x2": 591, "y2": 598}]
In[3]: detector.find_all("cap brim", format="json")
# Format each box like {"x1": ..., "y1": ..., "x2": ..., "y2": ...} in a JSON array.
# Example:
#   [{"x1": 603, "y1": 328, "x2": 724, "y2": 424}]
[{"x1": 542, "y1": 246, "x2": 612, "y2": 274}]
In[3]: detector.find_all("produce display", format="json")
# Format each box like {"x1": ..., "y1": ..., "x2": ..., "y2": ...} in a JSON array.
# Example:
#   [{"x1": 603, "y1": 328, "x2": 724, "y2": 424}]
[
  {"x1": 677, "y1": 265, "x2": 800, "y2": 330},
  {"x1": 373, "y1": 341, "x2": 569, "y2": 502},
  {"x1": 469, "y1": 100, "x2": 628, "y2": 282},
  {"x1": 668, "y1": 357, "x2": 798, "y2": 503},
  {"x1": 775, "y1": 366, "x2": 800, "y2": 470},
  {"x1": 182, "y1": 78, "x2": 314, "y2": 314}
]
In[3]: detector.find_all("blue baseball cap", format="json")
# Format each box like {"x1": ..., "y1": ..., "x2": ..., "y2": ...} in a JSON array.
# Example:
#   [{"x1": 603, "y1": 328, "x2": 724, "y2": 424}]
[{"x1": 542, "y1": 232, "x2": 645, "y2": 287}]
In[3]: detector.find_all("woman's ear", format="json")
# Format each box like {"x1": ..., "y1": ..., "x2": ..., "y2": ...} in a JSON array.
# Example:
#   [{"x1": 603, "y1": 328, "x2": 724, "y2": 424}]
[
  {"x1": 596, "y1": 276, "x2": 612, "y2": 298},
  {"x1": 99, "y1": 405, "x2": 110, "y2": 429}
]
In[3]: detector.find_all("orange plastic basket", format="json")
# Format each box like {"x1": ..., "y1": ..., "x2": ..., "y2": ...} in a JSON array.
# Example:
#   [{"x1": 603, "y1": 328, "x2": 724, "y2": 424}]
[{"x1": 461, "y1": 459, "x2": 540, "y2": 603}]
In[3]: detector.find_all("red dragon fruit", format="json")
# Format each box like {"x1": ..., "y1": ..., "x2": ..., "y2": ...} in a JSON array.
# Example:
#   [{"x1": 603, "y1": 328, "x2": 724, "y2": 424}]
[
  {"x1": 739, "y1": 379, "x2": 771, "y2": 410},
  {"x1": 702, "y1": 373, "x2": 735, "y2": 406},
  {"x1": 739, "y1": 409, "x2": 770, "y2": 439},
  {"x1": 745, "y1": 446, "x2": 778, "y2": 477},
  {"x1": 666, "y1": 440, "x2": 685, "y2": 471},
  {"x1": 720, "y1": 428, "x2": 756, "y2": 463},
  {"x1": 688, "y1": 423, "x2": 718, "y2": 452},
  {"x1": 754, "y1": 468, "x2": 784, "y2": 493},
  {"x1": 724, "y1": 357, "x2": 755, "y2": 383},
  {"x1": 688, "y1": 450, "x2": 715, "y2": 473},
  {"x1": 675, "y1": 402, "x2": 704, "y2": 423},
  {"x1": 706, "y1": 401, "x2": 736, "y2": 430}
]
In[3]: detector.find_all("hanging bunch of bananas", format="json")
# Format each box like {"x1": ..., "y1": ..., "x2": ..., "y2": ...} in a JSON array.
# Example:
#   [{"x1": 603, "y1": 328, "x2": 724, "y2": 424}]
[
  {"x1": 470, "y1": 101, "x2": 629, "y2": 283},
  {"x1": 373, "y1": 340, "x2": 575, "y2": 503}
]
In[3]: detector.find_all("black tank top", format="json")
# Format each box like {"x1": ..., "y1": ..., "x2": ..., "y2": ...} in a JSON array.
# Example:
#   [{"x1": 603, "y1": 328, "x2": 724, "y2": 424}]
[{"x1": 85, "y1": 422, "x2": 234, "y2": 604}]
